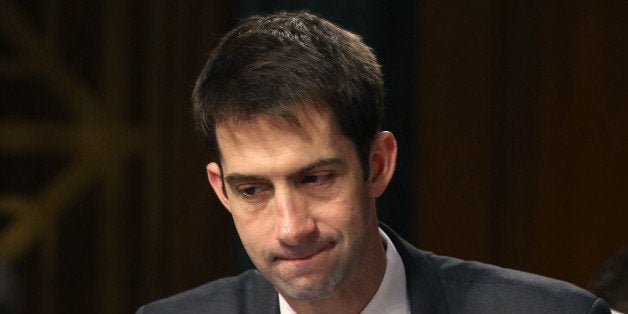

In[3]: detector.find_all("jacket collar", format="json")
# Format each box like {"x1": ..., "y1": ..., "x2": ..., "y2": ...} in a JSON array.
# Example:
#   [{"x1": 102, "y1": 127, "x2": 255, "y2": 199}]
[{"x1": 379, "y1": 223, "x2": 450, "y2": 313}]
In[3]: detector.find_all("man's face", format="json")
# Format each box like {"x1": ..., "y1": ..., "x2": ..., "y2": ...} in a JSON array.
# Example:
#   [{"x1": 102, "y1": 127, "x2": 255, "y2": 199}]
[{"x1": 206, "y1": 110, "x2": 384, "y2": 302}]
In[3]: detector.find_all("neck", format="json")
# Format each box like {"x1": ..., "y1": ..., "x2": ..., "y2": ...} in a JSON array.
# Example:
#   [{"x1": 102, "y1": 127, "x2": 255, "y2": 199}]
[{"x1": 281, "y1": 228, "x2": 387, "y2": 314}]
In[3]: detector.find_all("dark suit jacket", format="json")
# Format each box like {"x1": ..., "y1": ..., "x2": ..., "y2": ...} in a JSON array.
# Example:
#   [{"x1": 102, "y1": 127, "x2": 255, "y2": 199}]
[{"x1": 138, "y1": 224, "x2": 610, "y2": 313}]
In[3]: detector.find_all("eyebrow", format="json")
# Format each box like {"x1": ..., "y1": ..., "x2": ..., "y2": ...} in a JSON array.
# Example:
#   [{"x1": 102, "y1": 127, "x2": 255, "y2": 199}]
[
  {"x1": 223, "y1": 157, "x2": 346, "y2": 186},
  {"x1": 290, "y1": 157, "x2": 346, "y2": 179}
]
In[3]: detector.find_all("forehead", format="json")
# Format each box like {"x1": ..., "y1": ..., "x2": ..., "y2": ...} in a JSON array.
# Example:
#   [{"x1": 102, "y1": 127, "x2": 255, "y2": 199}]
[
  {"x1": 215, "y1": 110, "x2": 351, "y2": 173},
  {"x1": 217, "y1": 104, "x2": 336, "y2": 141}
]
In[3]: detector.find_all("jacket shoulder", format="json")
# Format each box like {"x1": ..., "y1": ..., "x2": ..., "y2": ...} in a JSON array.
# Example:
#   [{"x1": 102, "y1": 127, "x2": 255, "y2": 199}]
[
  {"x1": 425, "y1": 252, "x2": 609, "y2": 313},
  {"x1": 137, "y1": 270, "x2": 278, "y2": 314}
]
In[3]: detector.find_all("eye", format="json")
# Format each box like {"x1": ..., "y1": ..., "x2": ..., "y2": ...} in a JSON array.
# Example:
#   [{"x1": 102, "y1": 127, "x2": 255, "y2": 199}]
[
  {"x1": 238, "y1": 185, "x2": 264, "y2": 197},
  {"x1": 233, "y1": 183, "x2": 272, "y2": 206},
  {"x1": 300, "y1": 172, "x2": 333, "y2": 185},
  {"x1": 302, "y1": 175, "x2": 324, "y2": 184}
]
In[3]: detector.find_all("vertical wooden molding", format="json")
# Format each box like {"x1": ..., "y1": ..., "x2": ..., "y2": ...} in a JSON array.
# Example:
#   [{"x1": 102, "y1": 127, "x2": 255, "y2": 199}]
[
  {"x1": 415, "y1": 0, "x2": 493, "y2": 262},
  {"x1": 98, "y1": 1, "x2": 130, "y2": 313},
  {"x1": 141, "y1": 0, "x2": 168, "y2": 303}
]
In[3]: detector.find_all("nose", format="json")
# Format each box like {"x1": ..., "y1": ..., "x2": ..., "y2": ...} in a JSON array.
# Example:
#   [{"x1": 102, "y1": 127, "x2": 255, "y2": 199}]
[{"x1": 273, "y1": 188, "x2": 316, "y2": 246}]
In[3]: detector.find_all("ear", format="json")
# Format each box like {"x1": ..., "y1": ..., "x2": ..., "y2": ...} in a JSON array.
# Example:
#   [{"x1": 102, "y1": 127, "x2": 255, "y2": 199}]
[
  {"x1": 368, "y1": 131, "x2": 397, "y2": 198},
  {"x1": 206, "y1": 162, "x2": 231, "y2": 212}
]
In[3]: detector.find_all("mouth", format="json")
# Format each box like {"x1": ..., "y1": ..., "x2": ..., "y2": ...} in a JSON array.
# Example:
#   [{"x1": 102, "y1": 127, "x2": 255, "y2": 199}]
[{"x1": 275, "y1": 242, "x2": 335, "y2": 263}]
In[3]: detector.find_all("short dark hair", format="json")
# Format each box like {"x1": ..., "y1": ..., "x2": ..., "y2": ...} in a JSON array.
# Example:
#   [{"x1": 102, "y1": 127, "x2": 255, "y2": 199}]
[{"x1": 192, "y1": 11, "x2": 384, "y2": 174}]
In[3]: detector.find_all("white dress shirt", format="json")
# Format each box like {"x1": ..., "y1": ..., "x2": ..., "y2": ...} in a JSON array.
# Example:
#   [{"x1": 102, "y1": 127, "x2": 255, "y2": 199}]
[{"x1": 279, "y1": 228, "x2": 410, "y2": 314}]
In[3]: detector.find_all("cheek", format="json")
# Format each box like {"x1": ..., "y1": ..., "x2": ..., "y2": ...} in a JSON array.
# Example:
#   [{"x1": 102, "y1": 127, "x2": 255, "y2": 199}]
[
  {"x1": 315, "y1": 190, "x2": 369, "y2": 229},
  {"x1": 232, "y1": 212, "x2": 273, "y2": 255}
]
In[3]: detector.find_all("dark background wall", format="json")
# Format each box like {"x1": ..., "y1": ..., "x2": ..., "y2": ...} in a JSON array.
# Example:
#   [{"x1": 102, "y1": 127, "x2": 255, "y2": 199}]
[{"x1": 0, "y1": 1, "x2": 625, "y2": 313}]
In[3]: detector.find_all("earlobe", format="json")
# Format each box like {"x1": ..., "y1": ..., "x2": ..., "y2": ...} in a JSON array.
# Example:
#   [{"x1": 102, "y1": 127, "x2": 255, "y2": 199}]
[
  {"x1": 206, "y1": 162, "x2": 231, "y2": 211},
  {"x1": 368, "y1": 131, "x2": 397, "y2": 198}
]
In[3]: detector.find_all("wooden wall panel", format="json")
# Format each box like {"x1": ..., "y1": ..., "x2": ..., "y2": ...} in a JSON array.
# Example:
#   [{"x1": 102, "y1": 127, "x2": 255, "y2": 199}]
[
  {"x1": 415, "y1": 0, "x2": 627, "y2": 289},
  {"x1": 0, "y1": 1, "x2": 236, "y2": 313},
  {"x1": 532, "y1": 0, "x2": 628, "y2": 286},
  {"x1": 415, "y1": 0, "x2": 494, "y2": 263}
]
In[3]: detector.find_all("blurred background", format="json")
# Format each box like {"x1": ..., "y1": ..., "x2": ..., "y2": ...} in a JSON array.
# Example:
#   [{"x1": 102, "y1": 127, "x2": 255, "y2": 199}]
[{"x1": 0, "y1": 0, "x2": 626, "y2": 313}]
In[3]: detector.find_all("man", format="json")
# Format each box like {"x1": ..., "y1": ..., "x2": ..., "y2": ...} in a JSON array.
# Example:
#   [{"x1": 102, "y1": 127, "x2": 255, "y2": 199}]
[{"x1": 139, "y1": 11, "x2": 610, "y2": 313}]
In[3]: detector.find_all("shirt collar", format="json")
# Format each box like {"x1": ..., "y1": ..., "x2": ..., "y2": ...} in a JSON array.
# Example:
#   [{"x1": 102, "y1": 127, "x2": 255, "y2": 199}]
[{"x1": 279, "y1": 227, "x2": 409, "y2": 314}]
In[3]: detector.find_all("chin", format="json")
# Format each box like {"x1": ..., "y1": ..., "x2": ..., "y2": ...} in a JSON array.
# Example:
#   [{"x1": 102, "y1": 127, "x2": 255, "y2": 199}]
[
  {"x1": 278, "y1": 283, "x2": 335, "y2": 302},
  {"x1": 274, "y1": 273, "x2": 346, "y2": 302}
]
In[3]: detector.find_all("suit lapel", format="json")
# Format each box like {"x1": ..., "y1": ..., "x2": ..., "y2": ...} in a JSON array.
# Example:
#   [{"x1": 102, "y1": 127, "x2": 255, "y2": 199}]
[{"x1": 380, "y1": 224, "x2": 450, "y2": 314}]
